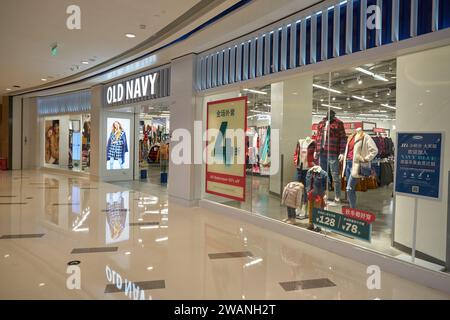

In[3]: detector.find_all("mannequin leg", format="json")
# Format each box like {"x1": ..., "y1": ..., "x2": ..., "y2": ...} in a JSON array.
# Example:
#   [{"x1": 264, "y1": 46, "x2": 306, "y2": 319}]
[
  {"x1": 307, "y1": 199, "x2": 314, "y2": 230},
  {"x1": 286, "y1": 207, "x2": 296, "y2": 224},
  {"x1": 345, "y1": 160, "x2": 358, "y2": 208},
  {"x1": 328, "y1": 156, "x2": 341, "y2": 200}
]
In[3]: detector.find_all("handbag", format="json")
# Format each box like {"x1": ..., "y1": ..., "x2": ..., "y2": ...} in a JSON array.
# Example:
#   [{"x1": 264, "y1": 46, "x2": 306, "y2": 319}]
[
  {"x1": 360, "y1": 162, "x2": 372, "y2": 177},
  {"x1": 359, "y1": 135, "x2": 372, "y2": 177}
]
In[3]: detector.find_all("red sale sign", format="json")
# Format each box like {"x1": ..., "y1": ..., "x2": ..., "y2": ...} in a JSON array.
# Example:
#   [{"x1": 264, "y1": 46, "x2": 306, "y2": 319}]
[{"x1": 342, "y1": 207, "x2": 376, "y2": 224}]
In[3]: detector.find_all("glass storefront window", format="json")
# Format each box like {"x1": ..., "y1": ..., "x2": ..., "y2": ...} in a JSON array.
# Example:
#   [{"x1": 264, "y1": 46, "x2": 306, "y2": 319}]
[
  {"x1": 138, "y1": 103, "x2": 170, "y2": 185},
  {"x1": 43, "y1": 113, "x2": 91, "y2": 172},
  {"x1": 202, "y1": 45, "x2": 450, "y2": 274}
]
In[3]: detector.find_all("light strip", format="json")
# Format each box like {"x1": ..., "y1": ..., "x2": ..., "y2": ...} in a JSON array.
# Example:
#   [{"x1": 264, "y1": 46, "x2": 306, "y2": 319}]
[
  {"x1": 249, "y1": 110, "x2": 270, "y2": 114},
  {"x1": 355, "y1": 67, "x2": 373, "y2": 76},
  {"x1": 140, "y1": 225, "x2": 159, "y2": 230},
  {"x1": 313, "y1": 84, "x2": 342, "y2": 94},
  {"x1": 352, "y1": 95, "x2": 373, "y2": 103},
  {"x1": 155, "y1": 237, "x2": 168, "y2": 242},
  {"x1": 358, "y1": 113, "x2": 389, "y2": 117},
  {"x1": 355, "y1": 67, "x2": 389, "y2": 82},
  {"x1": 244, "y1": 258, "x2": 263, "y2": 268},
  {"x1": 321, "y1": 103, "x2": 343, "y2": 110},
  {"x1": 381, "y1": 103, "x2": 397, "y2": 110},
  {"x1": 243, "y1": 88, "x2": 267, "y2": 95},
  {"x1": 373, "y1": 74, "x2": 389, "y2": 82}
]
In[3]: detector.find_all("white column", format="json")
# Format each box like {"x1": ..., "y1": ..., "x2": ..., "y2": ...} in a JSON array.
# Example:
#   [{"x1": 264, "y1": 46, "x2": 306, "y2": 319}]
[
  {"x1": 12, "y1": 96, "x2": 22, "y2": 169},
  {"x1": 21, "y1": 97, "x2": 39, "y2": 169},
  {"x1": 269, "y1": 74, "x2": 313, "y2": 195},
  {"x1": 169, "y1": 54, "x2": 199, "y2": 206},
  {"x1": 90, "y1": 85, "x2": 103, "y2": 181}
]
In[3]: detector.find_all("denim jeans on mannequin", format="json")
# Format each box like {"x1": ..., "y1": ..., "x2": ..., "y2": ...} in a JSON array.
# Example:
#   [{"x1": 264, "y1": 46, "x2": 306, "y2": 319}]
[
  {"x1": 319, "y1": 154, "x2": 342, "y2": 200},
  {"x1": 296, "y1": 168, "x2": 308, "y2": 205},
  {"x1": 287, "y1": 207, "x2": 296, "y2": 219},
  {"x1": 344, "y1": 160, "x2": 358, "y2": 208}
]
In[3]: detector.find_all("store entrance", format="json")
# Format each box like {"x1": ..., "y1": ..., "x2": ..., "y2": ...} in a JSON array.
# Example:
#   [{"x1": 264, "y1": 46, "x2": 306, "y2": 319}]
[{"x1": 137, "y1": 103, "x2": 170, "y2": 187}]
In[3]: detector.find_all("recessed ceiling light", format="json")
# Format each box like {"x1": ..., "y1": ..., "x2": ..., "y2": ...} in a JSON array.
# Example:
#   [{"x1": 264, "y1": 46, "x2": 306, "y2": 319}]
[
  {"x1": 41, "y1": 78, "x2": 47, "y2": 81},
  {"x1": 81, "y1": 61, "x2": 89, "y2": 65},
  {"x1": 6, "y1": 88, "x2": 11, "y2": 91},
  {"x1": 125, "y1": 33, "x2": 136, "y2": 38}
]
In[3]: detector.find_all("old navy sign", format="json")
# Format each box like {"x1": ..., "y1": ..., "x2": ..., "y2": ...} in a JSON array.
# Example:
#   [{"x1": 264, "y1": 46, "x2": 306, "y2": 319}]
[
  {"x1": 106, "y1": 73, "x2": 158, "y2": 104},
  {"x1": 104, "y1": 67, "x2": 170, "y2": 106}
]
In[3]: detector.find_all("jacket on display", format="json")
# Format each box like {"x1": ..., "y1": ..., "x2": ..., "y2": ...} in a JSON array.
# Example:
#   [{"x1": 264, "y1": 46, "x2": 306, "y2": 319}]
[
  {"x1": 107, "y1": 130, "x2": 128, "y2": 163},
  {"x1": 305, "y1": 167, "x2": 328, "y2": 196},
  {"x1": 281, "y1": 182, "x2": 304, "y2": 209},
  {"x1": 294, "y1": 139, "x2": 317, "y2": 170},
  {"x1": 315, "y1": 117, "x2": 347, "y2": 157},
  {"x1": 342, "y1": 131, "x2": 378, "y2": 178}
]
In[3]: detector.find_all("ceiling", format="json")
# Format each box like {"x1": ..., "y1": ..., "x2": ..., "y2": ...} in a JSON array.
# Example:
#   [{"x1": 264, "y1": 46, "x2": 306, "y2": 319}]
[
  {"x1": 0, "y1": 0, "x2": 203, "y2": 94},
  {"x1": 241, "y1": 58, "x2": 397, "y2": 122},
  {"x1": 1, "y1": 0, "x2": 324, "y2": 98}
]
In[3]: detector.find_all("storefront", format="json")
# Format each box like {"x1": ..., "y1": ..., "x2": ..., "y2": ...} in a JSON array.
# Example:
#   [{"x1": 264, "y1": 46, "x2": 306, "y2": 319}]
[
  {"x1": 100, "y1": 65, "x2": 171, "y2": 183},
  {"x1": 37, "y1": 90, "x2": 91, "y2": 173},
  {"x1": 194, "y1": 0, "x2": 450, "y2": 284}
]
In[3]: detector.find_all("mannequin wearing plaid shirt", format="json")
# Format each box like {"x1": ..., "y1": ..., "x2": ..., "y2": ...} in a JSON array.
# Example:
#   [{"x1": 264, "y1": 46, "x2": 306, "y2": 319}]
[{"x1": 315, "y1": 110, "x2": 346, "y2": 202}]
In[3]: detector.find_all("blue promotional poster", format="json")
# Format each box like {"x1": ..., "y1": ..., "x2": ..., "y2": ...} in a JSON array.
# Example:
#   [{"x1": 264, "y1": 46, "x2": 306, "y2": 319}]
[{"x1": 395, "y1": 132, "x2": 443, "y2": 199}]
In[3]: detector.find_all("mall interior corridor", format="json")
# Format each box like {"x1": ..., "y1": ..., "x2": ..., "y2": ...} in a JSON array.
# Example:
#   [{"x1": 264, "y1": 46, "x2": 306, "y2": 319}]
[
  {"x1": 2, "y1": 0, "x2": 450, "y2": 307},
  {"x1": 0, "y1": 170, "x2": 448, "y2": 300}
]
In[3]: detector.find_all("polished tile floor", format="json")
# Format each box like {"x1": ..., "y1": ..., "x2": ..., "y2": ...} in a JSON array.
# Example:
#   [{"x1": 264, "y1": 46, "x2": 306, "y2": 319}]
[{"x1": 0, "y1": 170, "x2": 449, "y2": 300}]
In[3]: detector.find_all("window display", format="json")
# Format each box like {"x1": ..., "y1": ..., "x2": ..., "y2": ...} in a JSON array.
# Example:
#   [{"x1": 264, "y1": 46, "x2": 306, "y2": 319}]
[
  {"x1": 43, "y1": 114, "x2": 91, "y2": 172},
  {"x1": 82, "y1": 114, "x2": 91, "y2": 170},
  {"x1": 106, "y1": 118, "x2": 130, "y2": 170},
  {"x1": 45, "y1": 120, "x2": 59, "y2": 165},
  {"x1": 202, "y1": 58, "x2": 447, "y2": 270},
  {"x1": 138, "y1": 106, "x2": 170, "y2": 185}
]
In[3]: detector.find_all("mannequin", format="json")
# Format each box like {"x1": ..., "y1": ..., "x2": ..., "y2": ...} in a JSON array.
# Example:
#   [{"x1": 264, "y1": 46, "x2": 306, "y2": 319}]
[
  {"x1": 342, "y1": 127, "x2": 378, "y2": 208},
  {"x1": 315, "y1": 109, "x2": 347, "y2": 204},
  {"x1": 294, "y1": 136, "x2": 317, "y2": 210},
  {"x1": 305, "y1": 165, "x2": 328, "y2": 230},
  {"x1": 281, "y1": 181, "x2": 304, "y2": 224}
]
